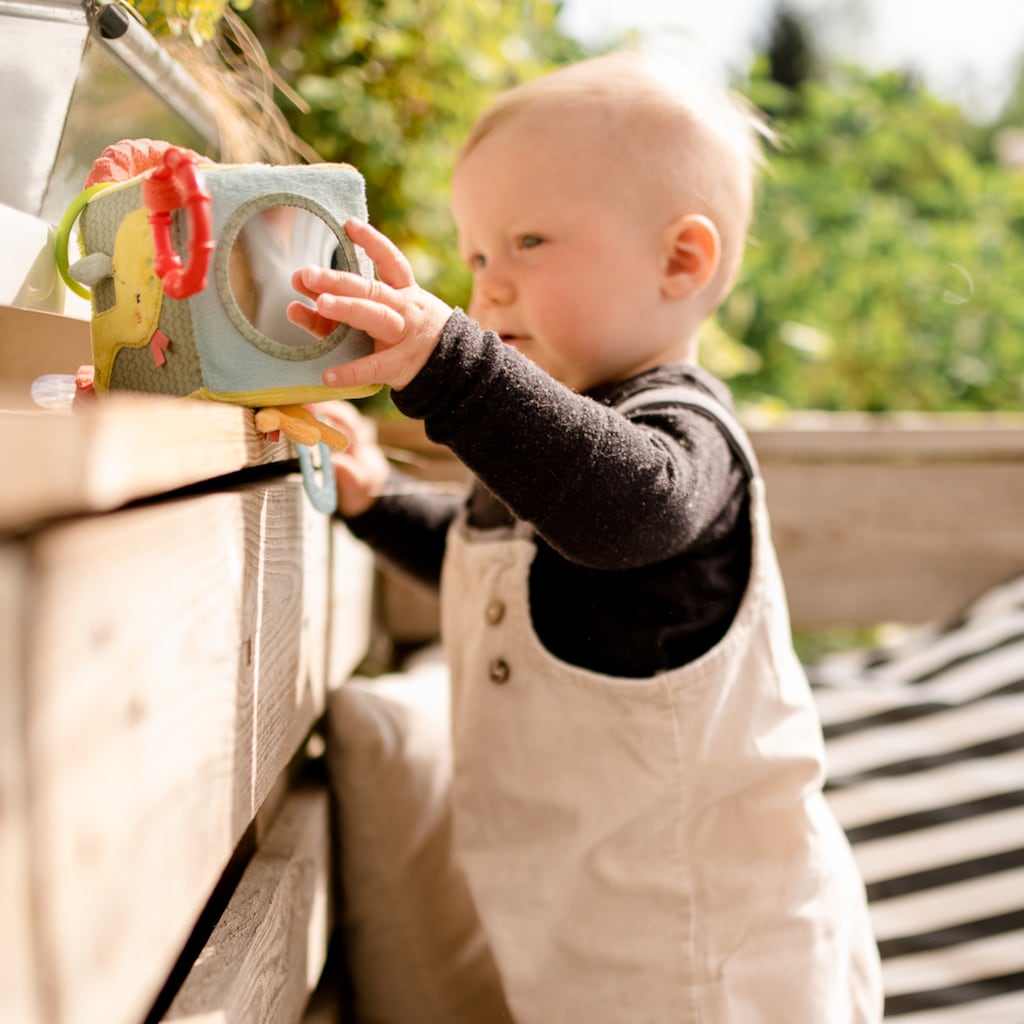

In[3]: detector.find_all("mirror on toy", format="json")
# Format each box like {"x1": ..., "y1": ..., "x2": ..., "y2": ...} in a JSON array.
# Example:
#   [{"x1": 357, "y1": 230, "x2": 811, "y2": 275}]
[{"x1": 228, "y1": 205, "x2": 345, "y2": 349}]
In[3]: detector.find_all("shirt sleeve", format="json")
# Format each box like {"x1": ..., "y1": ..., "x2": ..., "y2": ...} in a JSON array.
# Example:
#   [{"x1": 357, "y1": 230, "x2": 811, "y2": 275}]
[
  {"x1": 392, "y1": 310, "x2": 744, "y2": 571},
  {"x1": 343, "y1": 471, "x2": 462, "y2": 591}
]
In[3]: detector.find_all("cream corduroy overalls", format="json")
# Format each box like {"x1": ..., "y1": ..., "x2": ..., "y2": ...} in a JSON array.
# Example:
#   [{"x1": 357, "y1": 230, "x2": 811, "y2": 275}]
[{"x1": 440, "y1": 388, "x2": 883, "y2": 1024}]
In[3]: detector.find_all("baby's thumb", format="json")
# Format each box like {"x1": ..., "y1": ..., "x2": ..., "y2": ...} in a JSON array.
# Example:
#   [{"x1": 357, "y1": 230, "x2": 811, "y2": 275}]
[{"x1": 331, "y1": 452, "x2": 382, "y2": 518}]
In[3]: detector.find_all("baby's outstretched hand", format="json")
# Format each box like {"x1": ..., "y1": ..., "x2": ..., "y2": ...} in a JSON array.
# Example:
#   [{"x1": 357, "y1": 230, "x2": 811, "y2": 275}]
[
  {"x1": 288, "y1": 218, "x2": 453, "y2": 392},
  {"x1": 306, "y1": 401, "x2": 389, "y2": 517}
]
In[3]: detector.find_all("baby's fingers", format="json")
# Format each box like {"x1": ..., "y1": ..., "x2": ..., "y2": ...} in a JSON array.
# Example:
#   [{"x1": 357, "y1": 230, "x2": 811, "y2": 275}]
[
  {"x1": 323, "y1": 345, "x2": 417, "y2": 390},
  {"x1": 287, "y1": 299, "x2": 334, "y2": 339},
  {"x1": 290, "y1": 267, "x2": 320, "y2": 303},
  {"x1": 344, "y1": 219, "x2": 416, "y2": 291},
  {"x1": 315, "y1": 293, "x2": 406, "y2": 343},
  {"x1": 293, "y1": 265, "x2": 375, "y2": 302},
  {"x1": 306, "y1": 400, "x2": 369, "y2": 439}
]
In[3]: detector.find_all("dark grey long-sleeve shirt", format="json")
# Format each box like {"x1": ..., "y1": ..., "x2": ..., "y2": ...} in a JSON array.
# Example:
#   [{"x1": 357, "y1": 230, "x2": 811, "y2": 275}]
[{"x1": 345, "y1": 309, "x2": 751, "y2": 678}]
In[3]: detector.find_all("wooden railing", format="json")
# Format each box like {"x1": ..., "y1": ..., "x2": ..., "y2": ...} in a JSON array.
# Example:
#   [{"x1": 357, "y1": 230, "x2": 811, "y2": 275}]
[{"x1": 374, "y1": 412, "x2": 1024, "y2": 637}]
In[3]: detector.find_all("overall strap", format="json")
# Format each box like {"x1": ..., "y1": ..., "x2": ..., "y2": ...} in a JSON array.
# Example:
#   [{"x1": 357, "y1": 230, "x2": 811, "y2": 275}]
[{"x1": 615, "y1": 386, "x2": 759, "y2": 479}]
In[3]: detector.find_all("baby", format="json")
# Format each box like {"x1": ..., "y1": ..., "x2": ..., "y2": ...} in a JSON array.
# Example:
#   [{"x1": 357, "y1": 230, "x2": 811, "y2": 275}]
[{"x1": 292, "y1": 52, "x2": 883, "y2": 1023}]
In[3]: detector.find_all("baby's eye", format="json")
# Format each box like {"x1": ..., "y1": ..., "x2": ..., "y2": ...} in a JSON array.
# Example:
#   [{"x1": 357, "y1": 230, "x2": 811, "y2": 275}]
[
  {"x1": 518, "y1": 235, "x2": 544, "y2": 250},
  {"x1": 467, "y1": 253, "x2": 487, "y2": 271}
]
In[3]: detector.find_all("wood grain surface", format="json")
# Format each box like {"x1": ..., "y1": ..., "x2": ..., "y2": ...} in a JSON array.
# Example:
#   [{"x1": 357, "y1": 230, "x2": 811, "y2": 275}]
[
  {"x1": 17, "y1": 480, "x2": 328, "y2": 1024},
  {"x1": 0, "y1": 544, "x2": 40, "y2": 1024},
  {"x1": 164, "y1": 788, "x2": 331, "y2": 1024},
  {"x1": 0, "y1": 392, "x2": 291, "y2": 532}
]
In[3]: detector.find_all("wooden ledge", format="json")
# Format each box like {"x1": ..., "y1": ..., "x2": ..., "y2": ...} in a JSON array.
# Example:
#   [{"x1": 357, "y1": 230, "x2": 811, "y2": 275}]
[
  {"x1": 376, "y1": 410, "x2": 1024, "y2": 464},
  {"x1": 746, "y1": 411, "x2": 1024, "y2": 462},
  {"x1": 0, "y1": 391, "x2": 291, "y2": 532}
]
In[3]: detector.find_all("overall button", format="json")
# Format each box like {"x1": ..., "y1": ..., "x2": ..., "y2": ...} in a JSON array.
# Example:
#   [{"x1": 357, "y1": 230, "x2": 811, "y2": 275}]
[
  {"x1": 488, "y1": 658, "x2": 510, "y2": 684},
  {"x1": 485, "y1": 600, "x2": 505, "y2": 625}
]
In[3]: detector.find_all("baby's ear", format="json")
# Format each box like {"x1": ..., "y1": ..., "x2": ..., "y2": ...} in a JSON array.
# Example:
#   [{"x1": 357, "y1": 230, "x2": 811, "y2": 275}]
[{"x1": 659, "y1": 214, "x2": 721, "y2": 300}]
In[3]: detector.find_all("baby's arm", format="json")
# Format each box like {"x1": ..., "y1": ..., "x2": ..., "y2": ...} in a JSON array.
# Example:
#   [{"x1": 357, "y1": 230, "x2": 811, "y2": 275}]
[
  {"x1": 289, "y1": 220, "x2": 736, "y2": 571},
  {"x1": 309, "y1": 398, "x2": 457, "y2": 588},
  {"x1": 288, "y1": 219, "x2": 453, "y2": 392},
  {"x1": 392, "y1": 312, "x2": 743, "y2": 571}
]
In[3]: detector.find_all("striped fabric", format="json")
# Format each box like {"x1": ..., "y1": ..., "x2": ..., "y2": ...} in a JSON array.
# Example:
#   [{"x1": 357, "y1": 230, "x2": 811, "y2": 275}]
[{"x1": 808, "y1": 575, "x2": 1024, "y2": 1022}]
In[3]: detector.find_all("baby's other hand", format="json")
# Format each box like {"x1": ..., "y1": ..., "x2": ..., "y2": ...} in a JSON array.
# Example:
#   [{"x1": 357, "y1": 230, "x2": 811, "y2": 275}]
[
  {"x1": 288, "y1": 218, "x2": 452, "y2": 393},
  {"x1": 307, "y1": 401, "x2": 389, "y2": 517}
]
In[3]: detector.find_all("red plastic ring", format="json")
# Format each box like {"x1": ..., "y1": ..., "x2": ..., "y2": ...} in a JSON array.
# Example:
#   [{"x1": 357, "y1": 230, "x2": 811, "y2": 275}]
[{"x1": 141, "y1": 146, "x2": 214, "y2": 300}]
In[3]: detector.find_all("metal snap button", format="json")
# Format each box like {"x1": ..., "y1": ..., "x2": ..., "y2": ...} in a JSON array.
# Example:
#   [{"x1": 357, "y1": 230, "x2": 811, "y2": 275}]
[
  {"x1": 488, "y1": 658, "x2": 510, "y2": 684},
  {"x1": 485, "y1": 600, "x2": 505, "y2": 625}
]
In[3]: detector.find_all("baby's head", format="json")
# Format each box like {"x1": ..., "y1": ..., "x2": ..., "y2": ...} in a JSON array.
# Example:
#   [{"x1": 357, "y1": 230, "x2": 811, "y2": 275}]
[
  {"x1": 452, "y1": 51, "x2": 767, "y2": 390},
  {"x1": 462, "y1": 52, "x2": 764, "y2": 309}
]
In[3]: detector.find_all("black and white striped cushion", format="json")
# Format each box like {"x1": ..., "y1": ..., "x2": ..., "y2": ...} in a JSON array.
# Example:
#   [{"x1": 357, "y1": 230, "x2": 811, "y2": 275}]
[{"x1": 808, "y1": 575, "x2": 1024, "y2": 1022}]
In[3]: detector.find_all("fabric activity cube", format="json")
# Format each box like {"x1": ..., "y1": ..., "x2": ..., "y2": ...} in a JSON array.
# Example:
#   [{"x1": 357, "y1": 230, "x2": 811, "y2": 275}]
[
  {"x1": 56, "y1": 143, "x2": 380, "y2": 511},
  {"x1": 60, "y1": 148, "x2": 377, "y2": 406}
]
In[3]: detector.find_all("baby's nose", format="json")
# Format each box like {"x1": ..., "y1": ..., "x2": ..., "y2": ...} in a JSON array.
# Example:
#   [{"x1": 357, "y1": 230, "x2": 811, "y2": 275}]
[{"x1": 473, "y1": 266, "x2": 515, "y2": 308}]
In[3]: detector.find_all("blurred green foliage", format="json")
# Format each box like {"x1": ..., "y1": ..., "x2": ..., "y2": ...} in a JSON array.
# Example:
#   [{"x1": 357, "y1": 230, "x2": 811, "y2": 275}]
[
  {"x1": 249, "y1": 0, "x2": 585, "y2": 308},
  {"x1": 129, "y1": 0, "x2": 252, "y2": 43},
  {"x1": 727, "y1": 62, "x2": 1024, "y2": 412},
  {"x1": 136, "y1": 0, "x2": 1024, "y2": 413}
]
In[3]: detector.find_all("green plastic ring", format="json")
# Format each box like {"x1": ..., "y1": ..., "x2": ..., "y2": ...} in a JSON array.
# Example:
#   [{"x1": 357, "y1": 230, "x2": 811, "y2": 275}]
[{"x1": 55, "y1": 183, "x2": 112, "y2": 300}]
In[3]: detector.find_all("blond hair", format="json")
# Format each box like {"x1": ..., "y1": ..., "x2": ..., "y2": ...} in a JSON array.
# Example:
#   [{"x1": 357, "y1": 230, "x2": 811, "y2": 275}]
[{"x1": 459, "y1": 51, "x2": 768, "y2": 306}]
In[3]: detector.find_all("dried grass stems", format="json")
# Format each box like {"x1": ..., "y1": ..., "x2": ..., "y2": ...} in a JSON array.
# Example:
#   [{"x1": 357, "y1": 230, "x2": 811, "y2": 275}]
[{"x1": 165, "y1": 9, "x2": 320, "y2": 166}]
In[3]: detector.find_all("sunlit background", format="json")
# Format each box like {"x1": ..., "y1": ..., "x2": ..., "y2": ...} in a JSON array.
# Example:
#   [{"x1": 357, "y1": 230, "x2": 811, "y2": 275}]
[
  {"x1": 16, "y1": 0, "x2": 1024, "y2": 414},
  {"x1": 559, "y1": 0, "x2": 1024, "y2": 121}
]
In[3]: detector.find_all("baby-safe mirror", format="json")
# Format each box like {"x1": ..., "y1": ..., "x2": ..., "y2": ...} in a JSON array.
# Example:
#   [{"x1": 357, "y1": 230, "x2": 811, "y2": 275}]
[{"x1": 223, "y1": 202, "x2": 357, "y2": 355}]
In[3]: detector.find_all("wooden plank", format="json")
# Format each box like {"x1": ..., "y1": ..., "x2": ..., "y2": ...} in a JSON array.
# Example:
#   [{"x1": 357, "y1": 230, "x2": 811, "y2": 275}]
[
  {"x1": 23, "y1": 480, "x2": 331, "y2": 1024},
  {"x1": 301, "y1": 496, "x2": 331, "y2": 714},
  {"x1": 380, "y1": 566, "x2": 442, "y2": 646},
  {"x1": 749, "y1": 411, "x2": 1024, "y2": 460},
  {"x1": 326, "y1": 521, "x2": 376, "y2": 689},
  {"x1": 0, "y1": 391, "x2": 290, "y2": 532},
  {"x1": 751, "y1": 416, "x2": 1024, "y2": 626},
  {"x1": 0, "y1": 543, "x2": 40, "y2": 1024},
  {"x1": 377, "y1": 408, "x2": 1024, "y2": 464},
  {"x1": 163, "y1": 787, "x2": 332, "y2": 1024},
  {"x1": 371, "y1": 413, "x2": 1024, "y2": 631},
  {"x1": 766, "y1": 460, "x2": 1024, "y2": 627}
]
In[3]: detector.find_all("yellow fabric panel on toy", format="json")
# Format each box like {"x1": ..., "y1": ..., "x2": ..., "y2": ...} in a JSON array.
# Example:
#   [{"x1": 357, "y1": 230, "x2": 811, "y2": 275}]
[
  {"x1": 192, "y1": 383, "x2": 379, "y2": 406},
  {"x1": 66, "y1": 159, "x2": 381, "y2": 407},
  {"x1": 90, "y1": 207, "x2": 163, "y2": 393}
]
